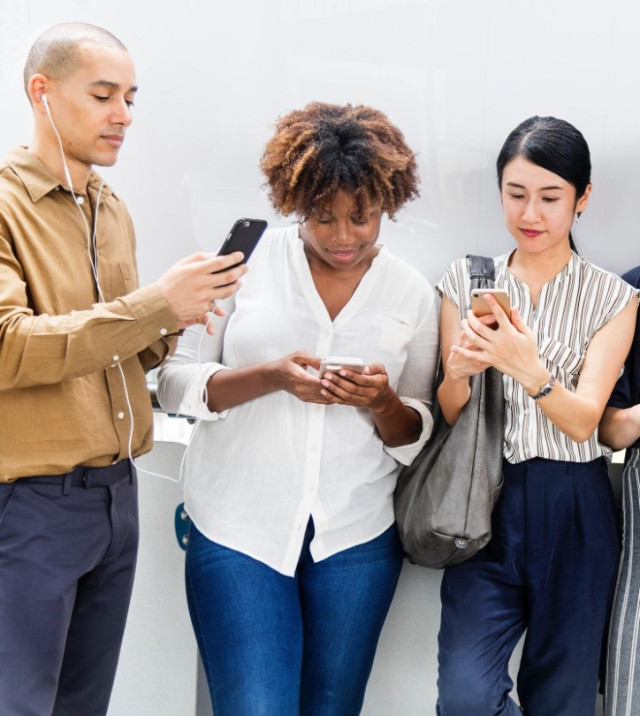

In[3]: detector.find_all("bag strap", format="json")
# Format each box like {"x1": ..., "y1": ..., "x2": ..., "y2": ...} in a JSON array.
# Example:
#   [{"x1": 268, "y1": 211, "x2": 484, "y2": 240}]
[
  {"x1": 433, "y1": 254, "x2": 497, "y2": 387},
  {"x1": 466, "y1": 254, "x2": 495, "y2": 290}
]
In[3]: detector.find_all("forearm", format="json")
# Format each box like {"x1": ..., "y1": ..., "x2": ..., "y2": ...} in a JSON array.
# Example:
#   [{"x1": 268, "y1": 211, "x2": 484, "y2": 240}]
[
  {"x1": 599, "y1": 405, "x2": 640, "y2": 450},
  {"x1": 206, "y1": 363, "x2": 279, "y2": 413},
  {"x1": 0, "y1": 284, "x2": 177, "y2": 389},
  {"x1": 508, "y1": 298, "x2": 638, "y2": 444},
  {"x1": 370, "y1": 389, "x2": 423, "y2": 447},
  {"x1": 531, "y1": 382, "x2": 601, "y2": 443},
  {"x1": 437, "y1": 371, "x2": 471, "y2": 426},
  {"x1": 510, "y1": 360, "x2": 600, "y2": 443}
]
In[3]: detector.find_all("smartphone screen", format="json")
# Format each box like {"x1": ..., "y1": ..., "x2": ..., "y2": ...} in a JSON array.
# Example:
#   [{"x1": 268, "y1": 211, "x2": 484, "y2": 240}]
[{"x1": 217, "y1": 218, "x2": 268, "y2": 265}]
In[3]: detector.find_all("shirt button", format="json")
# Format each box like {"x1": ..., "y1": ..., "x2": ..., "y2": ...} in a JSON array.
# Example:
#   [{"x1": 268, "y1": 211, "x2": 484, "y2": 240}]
[
  {"x1": 112, "y1": 355, "x2": 120, "y2": 362},
  {"x1": 76, "y1": 196, "x2": 85, "y2": 205},
  {"x1": 117, "y1": 411, "x2": 125, "y2": 419},
  {"x1": 159, "y1": 327, "x2": 168, "y2": 336}
]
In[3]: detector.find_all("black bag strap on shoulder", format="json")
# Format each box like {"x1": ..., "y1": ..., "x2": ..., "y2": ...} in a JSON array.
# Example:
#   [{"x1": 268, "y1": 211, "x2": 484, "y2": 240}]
[{"x1": 466, "y1": 254, "x2": 495, "y2": 290}]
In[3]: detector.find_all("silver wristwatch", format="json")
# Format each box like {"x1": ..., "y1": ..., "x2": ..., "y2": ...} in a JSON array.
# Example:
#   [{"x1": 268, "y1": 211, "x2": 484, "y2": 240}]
[{"x1": 529, "y1": 374, "x2": 557, "y2": 401}]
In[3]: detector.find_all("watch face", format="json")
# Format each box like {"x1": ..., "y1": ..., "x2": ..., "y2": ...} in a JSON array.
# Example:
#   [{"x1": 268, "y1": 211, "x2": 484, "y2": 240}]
[{"x1": 532, "y1": 375, "x2": 556, "y2": 400}]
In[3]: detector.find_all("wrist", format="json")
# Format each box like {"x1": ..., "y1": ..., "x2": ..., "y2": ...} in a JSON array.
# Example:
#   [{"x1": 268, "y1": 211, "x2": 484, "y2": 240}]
[
  {"x1": 442, "y1": 369, "x2": 471, "y2": 395},
  {"x1": 263, "y1": 361, "x2": 282, "y2": 393},
  {"x1": 527, "y1": 373, "x2": 557, "y2": 401},
  {"x1": 438, "y1": 372, "x2": 471, "y2": 412},
  {"x1": 521, "y1": 363, "x2": 551, "y2": 395},
  {"x1": 369, "y1": 388, "x2": 396, "y2": 415}
]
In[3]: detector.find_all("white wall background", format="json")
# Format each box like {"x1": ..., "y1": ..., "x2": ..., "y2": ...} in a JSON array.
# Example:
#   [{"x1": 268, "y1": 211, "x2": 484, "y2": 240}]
[
  {"x1": 2, "y1": 0, "x2": 640, "y2": 287},
  {"x1": 1, "y1": 1, "x2": 637, "y2": 714}
]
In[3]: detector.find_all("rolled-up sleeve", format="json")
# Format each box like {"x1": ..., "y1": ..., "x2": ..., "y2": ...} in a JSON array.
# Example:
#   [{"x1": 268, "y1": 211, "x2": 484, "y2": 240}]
[{"x1": 157, "y1": 310, "x2": 233, "y2": 421}]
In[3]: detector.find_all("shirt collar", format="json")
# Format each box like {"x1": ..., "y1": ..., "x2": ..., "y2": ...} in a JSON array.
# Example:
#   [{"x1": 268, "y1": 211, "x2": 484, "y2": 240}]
[
  {"x1": 5, "y1": 146, "x2": 116, "y2": 203},
  {"x1": 498, "y1": 248, "x2": 579, "y2": 285}
]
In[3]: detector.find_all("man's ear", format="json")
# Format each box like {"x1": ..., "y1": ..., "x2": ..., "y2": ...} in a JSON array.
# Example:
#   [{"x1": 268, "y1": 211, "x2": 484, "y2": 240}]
[{"x1": 27, "y1": 74, "x2": 48, "y2": 110}]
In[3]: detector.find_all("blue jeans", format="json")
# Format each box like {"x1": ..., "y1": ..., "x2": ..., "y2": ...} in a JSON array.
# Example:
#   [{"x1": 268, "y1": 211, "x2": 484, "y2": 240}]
[{"x1": 185, "y1": 521, "x2": 403, "y2": 716}]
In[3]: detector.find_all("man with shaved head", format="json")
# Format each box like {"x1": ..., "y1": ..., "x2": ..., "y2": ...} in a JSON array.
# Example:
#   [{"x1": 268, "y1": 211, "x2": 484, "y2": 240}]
[{"x1": 0, "y1": 22, "x2": 246, "y2": 715}]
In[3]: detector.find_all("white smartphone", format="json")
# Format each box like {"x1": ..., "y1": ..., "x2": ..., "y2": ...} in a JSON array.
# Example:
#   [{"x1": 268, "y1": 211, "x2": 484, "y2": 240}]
[
  {"x1": 319, "y1": 356, "x2": 366, "y2": 375},
  {"x1": 470, "y1": 288, "x2": 511, "y2": 317}
]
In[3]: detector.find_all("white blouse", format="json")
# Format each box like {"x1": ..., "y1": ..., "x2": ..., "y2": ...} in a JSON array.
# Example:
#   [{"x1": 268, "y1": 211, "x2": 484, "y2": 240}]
[
  {"x1": 157, "y1": 225, "x2": 439, "y2": 576},
  {"x1": 438, "y1": 251, "x2": 638, "y2": 464}
]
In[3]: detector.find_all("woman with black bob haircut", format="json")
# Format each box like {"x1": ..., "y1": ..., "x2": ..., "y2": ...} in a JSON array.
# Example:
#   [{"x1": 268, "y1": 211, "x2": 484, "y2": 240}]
[
  {"x1": 157, "y1": 102, "x2": 439, "y2": 715},
  {"x1": 435, "y1": 116, "x2": 638, "y2": 715},
  {"x1": 496, "y1": 115, "x2": 590, "y2": 252}
]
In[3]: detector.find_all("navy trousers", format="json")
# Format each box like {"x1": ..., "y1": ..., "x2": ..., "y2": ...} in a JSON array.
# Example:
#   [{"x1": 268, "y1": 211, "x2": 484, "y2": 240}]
[
  {"x1": 0, "y1": 461, "x2": 138, "y2": 716},
  {"x1": 437, "y1": 457, "x2": 619, "y2": 716}
]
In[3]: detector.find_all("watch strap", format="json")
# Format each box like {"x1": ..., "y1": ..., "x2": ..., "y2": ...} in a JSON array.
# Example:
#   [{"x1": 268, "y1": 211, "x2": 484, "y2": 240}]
[{"x1": 529, "y1": 374, "x2": 557, "y2": 401}]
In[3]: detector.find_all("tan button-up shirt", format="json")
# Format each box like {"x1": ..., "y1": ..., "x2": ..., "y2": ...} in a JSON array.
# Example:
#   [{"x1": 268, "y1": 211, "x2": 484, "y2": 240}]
[{"x1": 0, "y1": 147, "x2": 178, "y2": 481}]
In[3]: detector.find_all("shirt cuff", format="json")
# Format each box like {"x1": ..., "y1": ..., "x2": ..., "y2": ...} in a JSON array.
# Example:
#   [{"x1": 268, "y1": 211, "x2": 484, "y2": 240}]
[
  {"x1": 121, "y1": 284, "x2": 180, "y2": 344},
  {"x1": 177, "y1": 364, "x2": 231, "y2": 421},
  {"x1": 384, "y1": 397, "x2": 434, "y2": 466}
]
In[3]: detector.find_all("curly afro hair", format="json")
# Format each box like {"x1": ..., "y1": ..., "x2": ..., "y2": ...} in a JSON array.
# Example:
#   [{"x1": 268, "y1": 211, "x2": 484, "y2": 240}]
[{"x1": 260, "y1": 102, "x2": 420, "y2": 220}]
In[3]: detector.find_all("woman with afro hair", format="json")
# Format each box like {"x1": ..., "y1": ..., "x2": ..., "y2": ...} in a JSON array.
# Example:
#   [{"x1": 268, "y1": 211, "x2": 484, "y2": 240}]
[{"x1": 158, "y1": 102, "x2": 439, "y2": 715}]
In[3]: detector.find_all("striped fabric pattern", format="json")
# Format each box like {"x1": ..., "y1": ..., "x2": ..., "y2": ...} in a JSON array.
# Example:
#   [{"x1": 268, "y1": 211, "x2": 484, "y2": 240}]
[
  {"x1": 437, "y1": 252, "x2": 638, "y2": 464},
  {"x1": 606, "y1": 448, "x2": 640, "y2": 716}
]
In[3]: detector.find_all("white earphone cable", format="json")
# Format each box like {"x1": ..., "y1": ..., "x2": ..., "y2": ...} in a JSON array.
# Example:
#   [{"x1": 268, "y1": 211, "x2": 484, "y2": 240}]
[{"x1": 46, "y1": 96, "x2": 183, "y2": 482}]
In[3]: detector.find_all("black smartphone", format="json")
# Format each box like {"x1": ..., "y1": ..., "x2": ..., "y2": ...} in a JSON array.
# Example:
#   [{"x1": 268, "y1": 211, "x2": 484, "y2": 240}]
[{"x1": 217, "y1": 218, "x2": 268, "y2": 266}]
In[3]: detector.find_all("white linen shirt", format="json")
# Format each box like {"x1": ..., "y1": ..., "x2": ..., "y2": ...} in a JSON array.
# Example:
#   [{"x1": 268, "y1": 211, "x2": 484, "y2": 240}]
[
  {"x1": 157, "y1": 224, "x2": 439, "y2": 576},
  {"x1": 438, "y1": 251, "x2": 638, "y2": 464}
]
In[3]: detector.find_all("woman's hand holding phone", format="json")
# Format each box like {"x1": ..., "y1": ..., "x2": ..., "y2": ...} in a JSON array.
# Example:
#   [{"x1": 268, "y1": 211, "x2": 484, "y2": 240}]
[
  {"x1": 319, "y1": 362, "x2": 395, "y2": 412},
  {"x1": 268, "y1": 351, "x2": 332, "y2": 405},
  {"x1": 267, "y1": 351, "x2": 392, "y2": 411},
  {"x1": 461, "y1": 292, "x2": 544, "y2": 387},
  {"x1": 470, "y1": 288, "x2": 511, "y2": 326}
]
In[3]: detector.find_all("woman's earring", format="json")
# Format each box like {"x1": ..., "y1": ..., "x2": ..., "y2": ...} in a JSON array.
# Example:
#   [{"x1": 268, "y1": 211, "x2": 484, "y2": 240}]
[{"x1": 574, "y1": 211, "x2": 581, "y2": 224}]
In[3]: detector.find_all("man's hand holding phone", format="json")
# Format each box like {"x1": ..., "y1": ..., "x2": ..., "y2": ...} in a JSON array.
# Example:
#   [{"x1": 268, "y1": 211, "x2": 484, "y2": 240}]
[
  {"x1": 216, "y1": 218, "x2": 267, "y2": 267},
  {"x1": 157, "y1": 218, "x2": 268, "y2": 335},
  {"x1": 157, "y1": 251, "x2": 248, "y2": 334}
]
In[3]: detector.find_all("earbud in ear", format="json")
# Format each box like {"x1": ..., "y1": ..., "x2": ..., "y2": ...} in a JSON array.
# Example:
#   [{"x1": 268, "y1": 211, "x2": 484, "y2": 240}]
[{"x1": 41, "y1": 93, "x2": 48, "y2": 106}]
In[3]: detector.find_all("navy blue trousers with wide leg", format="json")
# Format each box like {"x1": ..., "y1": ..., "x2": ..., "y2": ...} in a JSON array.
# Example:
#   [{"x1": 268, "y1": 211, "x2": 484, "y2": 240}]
[{"x1": 437, "y1": 457, "x2": 619, "y2": 716}]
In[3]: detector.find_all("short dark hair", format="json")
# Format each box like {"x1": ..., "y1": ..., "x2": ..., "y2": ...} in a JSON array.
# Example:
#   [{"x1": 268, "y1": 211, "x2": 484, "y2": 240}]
[
  {"x1": 260, "y1": 102, "x2": 420, "y2": 220},
  {"x1": 24, "y1": 22, "x2": 127, "y2": 97}
]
